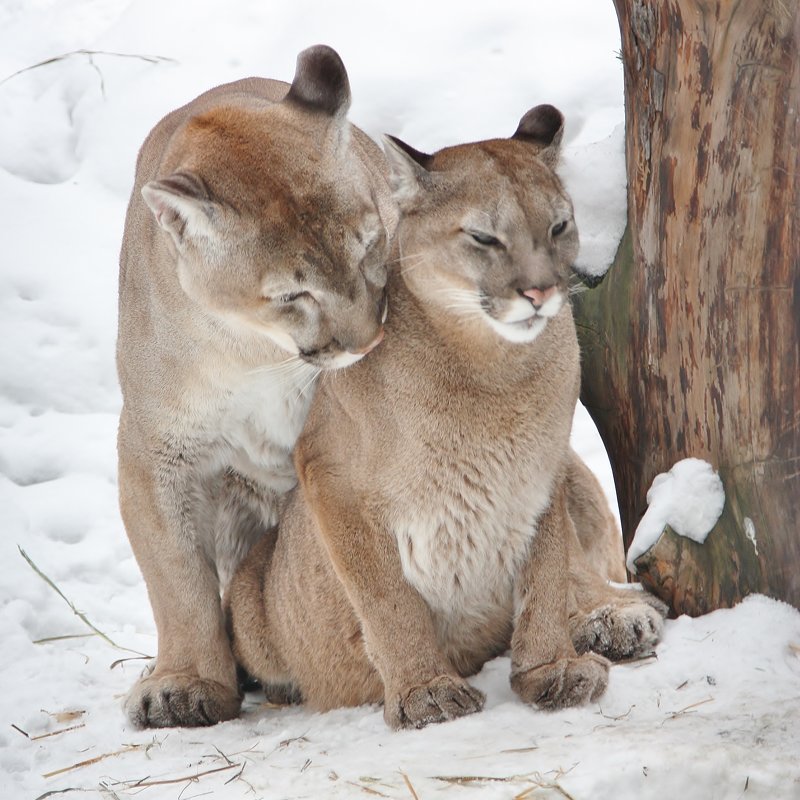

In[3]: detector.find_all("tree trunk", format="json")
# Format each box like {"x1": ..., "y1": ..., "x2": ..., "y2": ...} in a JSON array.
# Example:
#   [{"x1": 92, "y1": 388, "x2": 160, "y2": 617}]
[{"x1": 573, "y1": 0, "x2": 800, "y2": 615}]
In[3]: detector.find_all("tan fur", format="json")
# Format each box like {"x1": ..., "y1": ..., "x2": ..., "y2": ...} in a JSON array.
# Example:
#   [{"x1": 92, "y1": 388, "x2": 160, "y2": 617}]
[
  {"x1": 116, "y1": 46, "x2": 398, "y2": 728},
  {"x1": 227, "y1": 107, "x2": 666, "y2": 729}
]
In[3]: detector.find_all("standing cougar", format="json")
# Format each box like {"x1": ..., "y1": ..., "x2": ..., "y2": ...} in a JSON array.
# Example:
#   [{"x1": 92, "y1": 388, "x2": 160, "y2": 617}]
[
  {"x1": 116, "y1": 46, "x2": 397, "y2": 728},
  {"x1": 227, "y1": 105, "x2": 666, "y2": 729}
]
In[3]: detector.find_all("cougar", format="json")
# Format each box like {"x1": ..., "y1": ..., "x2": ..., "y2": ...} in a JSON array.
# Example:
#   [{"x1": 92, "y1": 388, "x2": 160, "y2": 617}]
[
  {"x1": 116, "y1": 45, "x2": 397, "y2": 728},
  {"x1": 226, "y1": 105, "x2": 666, "y2": 729}
]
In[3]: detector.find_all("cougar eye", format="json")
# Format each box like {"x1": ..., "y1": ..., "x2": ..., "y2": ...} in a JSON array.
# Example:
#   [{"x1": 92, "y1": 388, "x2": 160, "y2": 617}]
[
  {"x1": 551, "y1": 220, "x2": 569, "y2": 237},
  {"x1": 467, "y1": 230, "x2": 502, "y2": 247}
]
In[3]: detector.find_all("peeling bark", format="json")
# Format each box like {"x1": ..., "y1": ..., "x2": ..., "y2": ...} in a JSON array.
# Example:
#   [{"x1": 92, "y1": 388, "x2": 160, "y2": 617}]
[{"x1": 573, "y1": 0, "x2": 800, "y2": 615}]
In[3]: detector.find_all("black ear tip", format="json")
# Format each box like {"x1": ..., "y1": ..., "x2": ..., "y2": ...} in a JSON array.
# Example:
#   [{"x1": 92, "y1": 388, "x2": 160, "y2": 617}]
[
  {"x1": 286, "y1": 44, "x2": 351, "y2": 116},
  {"x1": 531, "y1": 103, "x2": 563, "y2": 122},
  {"x1": 514, "y1": 104, "x2": 564, "y2": 145},
  {"x1": 382, "y1": 135, "x2": 433, "y2": 169},
  {"x1": 295, "y1": 44, "x2": 346, "y2": 79}
]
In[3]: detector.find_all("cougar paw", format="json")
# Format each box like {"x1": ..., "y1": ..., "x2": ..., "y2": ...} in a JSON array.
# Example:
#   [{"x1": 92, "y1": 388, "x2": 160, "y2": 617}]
[
  {"x1": 572, "y1": 602, "x2": 664, "y2": 661},
  {"x1": 511, "y1": 653, "x2": 609, "y2": 709},
  {"x1": 124, "y1": 672, "x2": 242, "y2": 728},
  {"x1": 385, "y1": 675, "x2": 485, "y2": 730},
  {"x1": 263, "y1": 682, "x2": 303, "y2": 705}
]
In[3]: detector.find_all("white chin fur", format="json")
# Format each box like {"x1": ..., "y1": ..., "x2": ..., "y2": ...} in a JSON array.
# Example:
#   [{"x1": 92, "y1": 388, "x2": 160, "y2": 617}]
[
  {"x1": 486, "y1": 292, "x2": 563, "y2": 344},
  {"x1": 501, "y1": 296, "x2": 540, "y2": 324},
  {"x1": 537, "y1": 291, "x2": 564, "y2": 319},
  {"x1": 501, "y1": 292, "x2": 564, "y2": 323},
  {"x1": 327, "y1": 350, "x2": 365, "y2": 370},
  {"x1": 486, "y1": 314, "x2": 548, "y2": 344}
]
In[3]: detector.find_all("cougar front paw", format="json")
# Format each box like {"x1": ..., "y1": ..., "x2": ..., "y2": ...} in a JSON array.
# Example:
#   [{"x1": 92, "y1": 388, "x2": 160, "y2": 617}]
[
  {"x1": 385, "y1": 675, "x2": 485, "y2": 730},
  {"x1": 572, "y1": 601, "x2": 665, "y2": 661},
  {"x1": 125, "y1": 673, "x2": 242, "y2": 728},
  {"x1": 511, "y1": 653, "x2": 609, "y2": 709}
]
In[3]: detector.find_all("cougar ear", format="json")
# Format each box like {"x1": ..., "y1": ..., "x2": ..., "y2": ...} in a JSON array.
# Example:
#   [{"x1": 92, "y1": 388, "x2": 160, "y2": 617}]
[
  {"x1": 382, "y1": 135, "x2": 432, "y2": 206},
  {"x1": 284, "y1": 44, "x2": 351, "y2": 118},
  {"x1": 142, "y1": 171, "x2": 218, "y2": 246},
  {"x1": 512, "y1": 104, "x2": 564, "y2": 168},
  {"x1": 386, "y1": 137, "x2": 433, "y2": 171}
]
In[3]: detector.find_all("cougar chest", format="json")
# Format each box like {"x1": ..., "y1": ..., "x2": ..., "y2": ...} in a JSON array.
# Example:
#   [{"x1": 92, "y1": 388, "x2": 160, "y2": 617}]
[
  {"x1": 390, "y1": 451, "x2": 553, "y2": 624},
  {"x1": 211, "y1": 360, "x2": 318, "y2": 491}
]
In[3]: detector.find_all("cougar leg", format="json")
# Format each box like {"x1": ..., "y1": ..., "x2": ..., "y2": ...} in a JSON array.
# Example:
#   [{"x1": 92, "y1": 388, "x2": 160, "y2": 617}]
[
  {"x1": 294, "y1": 440, "x2": 485, "y2": 730},
  {"x1": 119, "y1": 433, "x2": 241, "y2": 728},
  {"x1": 510, "y1": 482, "x2": 609, "y2": 710}
]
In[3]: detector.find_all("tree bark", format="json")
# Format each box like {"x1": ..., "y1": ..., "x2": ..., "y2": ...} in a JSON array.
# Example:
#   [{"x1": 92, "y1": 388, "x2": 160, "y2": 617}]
[{"x1": 573, "y1": 0, "x2": 800, "y2": 615}]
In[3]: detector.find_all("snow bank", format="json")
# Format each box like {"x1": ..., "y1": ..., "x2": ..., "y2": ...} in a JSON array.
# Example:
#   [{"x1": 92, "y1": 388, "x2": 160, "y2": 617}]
[{"x1": 627, "y1": 458, "x2": 726, "y2": 573}]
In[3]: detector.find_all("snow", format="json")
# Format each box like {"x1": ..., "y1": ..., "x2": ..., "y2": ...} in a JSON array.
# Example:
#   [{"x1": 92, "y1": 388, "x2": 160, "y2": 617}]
[
  {"x1": 560, "y1": 127, "x2": 627, "y2": 279},
  {"x1": 626, "y1": 459, "x2": 727, "y2": 573},
  {"x1": 1, "y1": 1, "x2": 799, "y2": 798}
]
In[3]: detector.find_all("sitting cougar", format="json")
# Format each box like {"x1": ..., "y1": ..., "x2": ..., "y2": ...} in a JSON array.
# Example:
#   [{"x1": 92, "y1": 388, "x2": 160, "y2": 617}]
[
  {"x1": 116, "y1": 45, "x2": 397, "y2": 728},
  {"x1": 226, "y1": 106, "x2": 666, "y2": 729}
]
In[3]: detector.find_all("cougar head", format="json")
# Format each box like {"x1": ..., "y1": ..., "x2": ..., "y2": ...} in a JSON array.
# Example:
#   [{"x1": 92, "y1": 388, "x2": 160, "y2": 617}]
[
  {"x1": 142, "y1": 45, "x2": 389, "y2": 369},
  {"x1": 384, "y1": 104, "x2": 578, "y2": 345}
]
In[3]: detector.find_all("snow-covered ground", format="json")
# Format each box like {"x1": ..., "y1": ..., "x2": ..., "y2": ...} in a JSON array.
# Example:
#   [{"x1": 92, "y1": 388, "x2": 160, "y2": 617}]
[{"x1": 2, "y1": 2, "x2": 799, "y2": 798}]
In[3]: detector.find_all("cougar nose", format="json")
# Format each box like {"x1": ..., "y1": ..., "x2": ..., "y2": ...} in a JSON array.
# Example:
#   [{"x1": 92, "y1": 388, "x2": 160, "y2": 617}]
[
  {"x1": 352, "y1": 327, "x2": 384, "y2": 355},
  {"x1": 521, "y1": 285, "x2": 557, "y2": 309}
]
